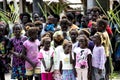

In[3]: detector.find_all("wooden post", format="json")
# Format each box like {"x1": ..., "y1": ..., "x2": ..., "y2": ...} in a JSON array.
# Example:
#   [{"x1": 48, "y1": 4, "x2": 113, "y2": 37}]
[
  {"x1": 3, "y1": 0, "x2": 7, "y2": 11},
  {"x1": 87, "y1": 0, "x2": 96, "y2": 9},
  {"x1": 96, "y1": 0, "x2": 109, "y2": 12},
  {"x1": 19, "y1": 0, "x2": 26, "y2": 13}
]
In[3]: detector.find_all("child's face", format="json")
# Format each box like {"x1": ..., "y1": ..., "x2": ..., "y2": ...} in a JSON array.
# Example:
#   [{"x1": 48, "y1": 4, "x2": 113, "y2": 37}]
[
  {"x1": 64, "y1": 43, "x2": 72, "y2": 54},
  {"x1": 78, "y1": 36, "x2": 87, "y2": 48},
  {"x1": 91, "y1": 11, "x2": 99, "y2": 21},
  {"x1": 93, "y1": 34, "x2": 101, "y2": 45},
  {"x1": 61, "y1": 25, "x2": 68, "y2": 31},
  {"x1": 0, "y1": 25, "x2": 4, "y2": 36},
  {"x1": 22, "y1": 15, "x2": 28, "y2": 23},
  {"x1": 97, "y1": 22, "x2": 104, "y2": 32},
  {"x1": 47, "y1": 17, "x2": 53, "y2": 24},
  {"x1": 33, "y1": 13, "x2": 40, "y2": 21},
  {"x1": 44, "y1": 39, "x2": 51, "y2": 50},
  {"x1": 70, "y1": 30, "x2": 78, "y2": 40},
  {"x1": 13, "y1": 25, "x2": 21, "y2": 37},
  {"x1": 36, "y1": 24, "x2": 43, "y2": 33}
]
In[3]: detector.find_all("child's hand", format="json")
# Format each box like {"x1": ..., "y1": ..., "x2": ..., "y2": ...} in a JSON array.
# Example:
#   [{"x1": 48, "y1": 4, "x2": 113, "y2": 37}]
[
  {"x1": 45, "y1": 68, "x2": 50, "y2": 72},
  {"x1": 98, "y1": 69, "x2": 102, "y2": 75},
  {"x1": 32, "y1": 63, "x2": 37, "y2": 68},
  {"x1": 80, "y1": 65, "x2": 85, "y2": 69}
]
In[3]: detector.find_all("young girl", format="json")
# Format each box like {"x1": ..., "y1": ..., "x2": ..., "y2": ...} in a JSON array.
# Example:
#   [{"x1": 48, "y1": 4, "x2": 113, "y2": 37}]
[
  {"x1": 38, "y1": 37, "x2": 54, "y2": 80},
  {"x1": 74, "y1": 35, "x2": 92, "y2": 80},
  {"x1": 0, "y1": 23, "x2": 10, "y2": 80},
  {"x1": 92, "y1": 32, "x2": 106, "y2": 80},
  {"x1": 9, "y1": 23, "x2": 27, "y2": 80},
  {"x1": 59, "y1": 40, "x2": 76, "y2": 80},
  {"x1": 69, "y1": 29, "x2": 79, "y2": 51},
  {"x1": 21, "y1": 27, "x2": 41, "y2": 80},
  {"x1": 53, "y1": 32, "x2": 64, "y2": 80}
]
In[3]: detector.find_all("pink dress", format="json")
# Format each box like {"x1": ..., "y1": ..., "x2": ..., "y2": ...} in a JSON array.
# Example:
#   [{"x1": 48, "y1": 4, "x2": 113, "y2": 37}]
[{"x1": 23, "y1": 39, "x2": 40, "y2": 70}]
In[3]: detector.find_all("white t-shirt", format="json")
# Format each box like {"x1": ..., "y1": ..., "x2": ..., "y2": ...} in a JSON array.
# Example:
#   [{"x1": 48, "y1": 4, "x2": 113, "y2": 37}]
[
  {"x1": 60, "y1": 52, "x2": 73, "y2": 70},
  {"x1": 54, "y1": 45, "x2": 63, "y2": 70},
  {"x1": 38, "y1": 47, "x2": 54, "y2": 73},
  {"x1": 74, "y1": 47, "x2": 91, "y2": 68}
]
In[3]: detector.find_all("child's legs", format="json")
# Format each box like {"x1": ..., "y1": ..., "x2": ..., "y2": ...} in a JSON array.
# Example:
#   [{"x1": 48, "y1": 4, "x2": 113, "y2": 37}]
[
  {"x1": 105, "y1": 57, "x2": 111, "y2": 80},
  {"x1": 41, "y1": 73, "x2": 48, "y2": 80},
  {"x1": 34, "y1": 68, "x2": 41, "y2": 80},
  {"x1": 48, "y1": 72, "x2": 53, "y2": 80},
  {"x1": 11, "y1": 65, "x2": 26, "y2": 80},
  {"x1": 81, "y1": 68, "x2": 88, "y2": 80},
  {"x1": 27, "y1": 75, "x2": 33, "y2": 80},
  {"x1": 0, "y1": 72, "x2": 5, "y2": 80},
  {"x1": 92, "y1": 67, "x2": 105, "y2": 80},
  {"x1": 76, "y1": 68, "x2": 82, "y2": 80},
  {"x1": 26, "y1": 69, "x2": 34, "y2": 80},
  {"x1": 62, "y1": 70, "x2": 76, "y2": 80}
]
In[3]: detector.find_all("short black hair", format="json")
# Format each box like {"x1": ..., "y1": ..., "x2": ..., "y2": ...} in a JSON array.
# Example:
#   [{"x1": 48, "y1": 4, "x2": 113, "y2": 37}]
[
  {"x1": 97, "y1": 19, "x2": 108, "y2": 30},
  {"x1": 13, "y1": 23, "x2": 22, "y2": 30}
]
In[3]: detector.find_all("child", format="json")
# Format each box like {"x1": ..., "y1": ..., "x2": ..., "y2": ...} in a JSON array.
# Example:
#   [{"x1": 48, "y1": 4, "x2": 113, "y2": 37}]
[
  {"x1": 53, "y1": 32, "x2": 64, "y2": 80},
  {"x1": 79, "y1": 28, "x2": 94, "y2": 51},
  {"x1": 21, "y1": 27, "x2": 41, "y2": 80},
  {"x1": 59, "y1": 40, "x2": 76, "y2": 80},
  {"x1": 9, "y1": 23, "x2": 27, "y2": 80},
  {"x1": 34, "y1": 21, "x2": 43, "y2": 40},
  {"x1": 44, "y1": 15, "x2": 55, "y2": 32},
  {"x1": 59, "y1": 19, "x2": 71, "y2": 40},
  {"x1": 74, "y1": 35, "x2": 92, "y2": 80},
  {"x1": 69, "y1": 29, "x2": 79, "y2": 50},
  {"x1": 92, "y1": 32, "x2": 106, "y2": 80},
  {"x1": 0, "y1": 23, "x2": 10, "y2": 80},
  {"x1": 97, "y1": 19, "x2": 113, "y2": 80},
  {"x1": 38, "y1": 37, "x2": 54, "y2": 80}
]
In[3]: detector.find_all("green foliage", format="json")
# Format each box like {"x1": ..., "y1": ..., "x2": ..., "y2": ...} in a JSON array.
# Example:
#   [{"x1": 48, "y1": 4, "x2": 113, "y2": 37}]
[
  {"x1": 96, "y1": 0, "x2": 120, "y2": 33},
  {"x1": 0, "y1": 4, "x2": 19, "y2": 24},
  {"x1": 38, "y1": 2, "x2": 49, "y2": 20},
  {"x1": 38, "y1": 0, "x2": 69, "y2": 20},
  {"x1": 48, "y1": 0, "x2": 68, "y2": 15}
]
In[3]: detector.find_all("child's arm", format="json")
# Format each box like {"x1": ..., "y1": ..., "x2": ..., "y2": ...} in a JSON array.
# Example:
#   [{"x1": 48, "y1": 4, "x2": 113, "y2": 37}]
[
  {"x1": 49, "y1": 57, "x2": 54, "y2": 72},
  {"x1": 70, "y1": 51, "x2": 73, "y2": 64},
  {"x1": 9, "y1": 50, "x2": 21, "y2": 58},
  {"x1": 21, "y1": 46, "x2": 36, "y2": 68},
  {"x1": 41, "y1": 58, "x2": 48, "y2": 71},
  {"x1": 87, "y1": 54, "x2": 92, "y2": 78},
  {"x1": 73, "y1": 52, "x2": 77, "y2": 77},
  {"x1": 59, "y1": 61, "x2": 62, "y2": 74}
]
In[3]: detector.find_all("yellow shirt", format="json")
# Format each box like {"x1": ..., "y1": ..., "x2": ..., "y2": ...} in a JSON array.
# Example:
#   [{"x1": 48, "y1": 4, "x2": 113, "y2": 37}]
[{"x1": 102, "y1": 31, "x2": 112, "y2": 57}]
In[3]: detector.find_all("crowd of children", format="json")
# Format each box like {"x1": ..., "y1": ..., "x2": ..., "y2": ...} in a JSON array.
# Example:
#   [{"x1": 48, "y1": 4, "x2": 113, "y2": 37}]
[{"x1": 0, "y1": 6, "x2": 120, "y2": 80}]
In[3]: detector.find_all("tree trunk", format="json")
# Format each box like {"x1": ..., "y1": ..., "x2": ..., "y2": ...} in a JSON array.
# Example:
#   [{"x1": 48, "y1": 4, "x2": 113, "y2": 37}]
[
  {"x1": 33, "y1": 0, "x2": 43, "y2": 17},
  {"x1": 3, "y1": 0, "x2": 7, "y2": 11},
  {"x1": 19, "y1": 0, "x2": 26, "y2": 13}
]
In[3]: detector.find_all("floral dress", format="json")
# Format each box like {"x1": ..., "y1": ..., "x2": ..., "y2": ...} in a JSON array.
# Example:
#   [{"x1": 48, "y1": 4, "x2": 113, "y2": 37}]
[{"x1": 10, "y1": 36, "x2": 27, "y2": 79}]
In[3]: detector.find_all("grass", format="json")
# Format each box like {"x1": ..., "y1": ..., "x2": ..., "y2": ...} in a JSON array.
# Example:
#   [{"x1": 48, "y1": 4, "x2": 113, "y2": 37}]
[{"x1": 110, "y1": 71, "x2": 120, "y2": 79}]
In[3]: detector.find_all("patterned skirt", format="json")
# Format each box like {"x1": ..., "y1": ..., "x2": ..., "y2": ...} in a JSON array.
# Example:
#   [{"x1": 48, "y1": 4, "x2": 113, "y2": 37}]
[
  {"x1": 62, "y1": 70, "x2": 76, "y2": 80},
  {"x1": 11, "y1": 65, "x2": 26, "y2": 79}
]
